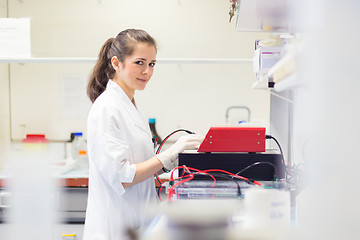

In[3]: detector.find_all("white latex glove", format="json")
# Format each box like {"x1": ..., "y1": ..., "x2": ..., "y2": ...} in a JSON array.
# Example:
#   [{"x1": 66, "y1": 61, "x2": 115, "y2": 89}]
[{"x1": 156, "y1": 134, "x2": 204, "y2": 171}]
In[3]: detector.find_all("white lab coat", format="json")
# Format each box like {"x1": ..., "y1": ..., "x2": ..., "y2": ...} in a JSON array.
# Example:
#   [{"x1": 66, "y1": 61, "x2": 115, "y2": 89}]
[{"x1": 83, "y1": 80, "x2": 158, "y2": 240}]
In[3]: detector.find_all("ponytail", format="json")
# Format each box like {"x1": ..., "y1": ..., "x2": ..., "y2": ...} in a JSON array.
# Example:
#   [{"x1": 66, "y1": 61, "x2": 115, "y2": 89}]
[{"x1": 87, "y1": 38, "x2": 115, "y2": 103}]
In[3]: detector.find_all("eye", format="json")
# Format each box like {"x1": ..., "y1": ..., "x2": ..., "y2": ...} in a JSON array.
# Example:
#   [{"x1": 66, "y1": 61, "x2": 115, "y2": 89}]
[
  {"x1": 149, "y1": 62, "x2": 156, "y2": 67},
  {"x1": 135, "y1": 61, "x2": 144, "y2": 65}
]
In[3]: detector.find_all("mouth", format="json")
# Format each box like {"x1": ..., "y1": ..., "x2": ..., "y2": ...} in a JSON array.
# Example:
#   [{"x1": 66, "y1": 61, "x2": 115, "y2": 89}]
[{"x1": 137, "y1": 78, "x2": 148, "y2": 83}]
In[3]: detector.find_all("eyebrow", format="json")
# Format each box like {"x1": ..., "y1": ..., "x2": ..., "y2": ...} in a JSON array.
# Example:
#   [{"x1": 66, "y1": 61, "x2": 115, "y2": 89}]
[{"x1": 135, "y1": 58, "x2": 156, "y2": 62}]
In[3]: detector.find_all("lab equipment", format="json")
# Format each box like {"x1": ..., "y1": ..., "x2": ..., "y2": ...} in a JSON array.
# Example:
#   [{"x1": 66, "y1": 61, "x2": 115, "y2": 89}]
[
  {"x1": 179, "y1": 152, "x2": 285, "y2": 181},
  {"x1": 173, "y1": 180, "x2": 246, "y2": 199},
  {"x1": 197, "y1": 127, "x2": 266, "y2": 153}
]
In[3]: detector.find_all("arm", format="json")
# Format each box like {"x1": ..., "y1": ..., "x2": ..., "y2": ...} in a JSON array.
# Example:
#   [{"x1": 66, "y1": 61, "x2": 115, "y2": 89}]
[
  {"x1": 122, "y1": 156, "x2": 163, "y2": 188},
  {"x1": 123, "y1": 134, "x2": 204, "y2": 188}
]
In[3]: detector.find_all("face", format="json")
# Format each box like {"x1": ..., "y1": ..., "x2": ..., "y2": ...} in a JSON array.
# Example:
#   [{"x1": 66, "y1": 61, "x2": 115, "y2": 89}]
[{"x1": 112, "y1": 43, "x2": 157, "y2": 100}]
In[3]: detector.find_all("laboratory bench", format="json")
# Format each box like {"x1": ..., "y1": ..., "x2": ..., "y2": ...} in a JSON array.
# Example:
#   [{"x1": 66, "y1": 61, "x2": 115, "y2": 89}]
[
  {"x1": 0, "y1": 173, "x2": 88, "y2": 239},
  {"x1": 0, "y1": 167, "x2": 170, "y2": 240},
  {"x1": 0, "y1": 181, "x2": 88, "y2": 225},
  {"x1": 0, "y1": 169, "x2": 170, "y2": 224}
]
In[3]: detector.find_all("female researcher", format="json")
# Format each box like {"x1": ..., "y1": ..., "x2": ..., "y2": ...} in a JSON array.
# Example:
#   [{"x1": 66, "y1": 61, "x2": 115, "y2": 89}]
[{"x1": 83, "y1": 29, "x2": 204, "y2": 239}]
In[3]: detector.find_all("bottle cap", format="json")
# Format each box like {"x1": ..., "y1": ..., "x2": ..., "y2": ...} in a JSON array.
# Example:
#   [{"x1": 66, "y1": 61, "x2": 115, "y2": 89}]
[
  {"x1": 149, "y1": 118, "x2": 156, "y2": 124},
  {"x1": 74, "y1": 132, "x2": 83, "y2": 137}
]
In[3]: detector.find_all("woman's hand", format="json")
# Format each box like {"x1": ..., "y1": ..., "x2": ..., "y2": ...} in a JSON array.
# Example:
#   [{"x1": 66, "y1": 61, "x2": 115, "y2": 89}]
[{"x1": 156, "y1": 134, "x2": 204, "y2": 171}]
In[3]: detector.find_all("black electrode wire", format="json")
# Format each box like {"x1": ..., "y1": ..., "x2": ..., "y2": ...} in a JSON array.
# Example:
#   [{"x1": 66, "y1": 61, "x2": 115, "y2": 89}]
[
  {"x1": 155, "y1": 172, "x2": 162, "y2": 185},
  {"x1": 202, "y1": 172, "x2": 242, "y2": 197},
  {"x1": 156, "y1": 129, "x2": 195, "y2": 154},
  {"x1": 155, "y1": 129, "x2": 195, "y2": 183},
  {"x1": 235, "y1": 161, "x2": 278, "y2": 178},
  {"x1": 266, "y1": 135, "x2": 285, "y2": 165},
  {"x1": 266, "y1": 134, "x2": 292, "y2": 179}
]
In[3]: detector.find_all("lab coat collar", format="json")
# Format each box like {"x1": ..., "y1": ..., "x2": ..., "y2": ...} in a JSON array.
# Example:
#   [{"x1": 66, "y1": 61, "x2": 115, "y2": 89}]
[{"x1": 106, "y1": 80, "x2": 150, "y2": 135}]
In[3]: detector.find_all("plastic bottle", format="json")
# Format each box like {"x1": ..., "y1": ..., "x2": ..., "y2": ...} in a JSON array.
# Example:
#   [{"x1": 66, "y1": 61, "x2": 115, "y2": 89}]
[
  {"x1": 149, "y1": 118, "x2": 162, "y2": 147},
  {"x1": 71, "y1": 132, "x2": 88, "y2": 170}
]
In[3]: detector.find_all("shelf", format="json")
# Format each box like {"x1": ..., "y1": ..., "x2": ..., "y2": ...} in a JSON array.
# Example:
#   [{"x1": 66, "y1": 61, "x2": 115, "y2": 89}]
[
  {"x1": 236, "y1": 0, "x2": 290, "y2": 32},
  {"x1": 253, "y1": 45, "x2": 298, "y2": 92},
  {"x1": 268, "y1": 52, "x2": 295, "y2": 81},
  {"x1": 273, "y1": 73, "x2": 298, "y2": 92},
  {"x1": 0, "y1": 57, "x2": 96, "y2": 63},
  {"x1": 0, "y1": 57, "x2": 253, "y2": 64},
  {"x1": 252, "y1": 74, "x2": 270, "y2": 89}
]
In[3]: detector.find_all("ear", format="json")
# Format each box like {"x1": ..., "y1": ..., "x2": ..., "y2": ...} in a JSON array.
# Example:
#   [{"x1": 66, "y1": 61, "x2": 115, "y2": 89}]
[{"x1": 111, "y1": 56, "x2": 120, "y2": 71}]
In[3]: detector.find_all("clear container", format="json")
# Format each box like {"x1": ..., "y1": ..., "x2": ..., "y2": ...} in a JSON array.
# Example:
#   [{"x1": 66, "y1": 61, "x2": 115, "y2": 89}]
[{"x1": 71, "y1": 132, "x2": 88, "y2": 170}]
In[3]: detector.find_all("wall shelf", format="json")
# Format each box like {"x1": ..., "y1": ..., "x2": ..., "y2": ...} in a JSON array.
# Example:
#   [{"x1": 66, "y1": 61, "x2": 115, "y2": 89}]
[
  {"x1": 236, "y1": 0, "x2": 290, "y2": 32},
  {"x1": 0, "y1": 57, "x2": 253, "y2": 64},
  {"x1": 273, "y1": 73, "x2": 298, "y2": 92},
  {"x1": 252, "y1": 74, "x2": 270, "y2": 89}
]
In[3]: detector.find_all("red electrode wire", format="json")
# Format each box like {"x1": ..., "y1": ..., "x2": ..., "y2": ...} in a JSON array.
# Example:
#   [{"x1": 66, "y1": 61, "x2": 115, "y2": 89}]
[
  {"x1": 202, "y1": 169, "x2": 262, "y2": 186},
  {"x1": 166, "y1": 165, "x2": 259, "y2": 201},
  {"x1": 184, "y1": 166, "x2": 217, "y2": 187},
  {"x1": 154, "y1": 130, "x2": 193, "y2": 186}
]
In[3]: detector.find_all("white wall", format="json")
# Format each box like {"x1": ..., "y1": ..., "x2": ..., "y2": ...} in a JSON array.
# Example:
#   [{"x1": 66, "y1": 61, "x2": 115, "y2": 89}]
[
  {"x1": 0, "y1": 1, "x2": 10, "y2": 169},
  {"x1": 0, "y1": 0, "x2": 270, "y2": 145}
]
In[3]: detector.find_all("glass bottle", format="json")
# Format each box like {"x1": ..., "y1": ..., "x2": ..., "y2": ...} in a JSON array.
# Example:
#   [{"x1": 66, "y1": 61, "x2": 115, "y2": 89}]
[
  {"x1": 149, "y1": 118, "x2": 162, "y2": 147},
  {"x1": 71, "y1": 132, "x2": 88, "y2": 170}
]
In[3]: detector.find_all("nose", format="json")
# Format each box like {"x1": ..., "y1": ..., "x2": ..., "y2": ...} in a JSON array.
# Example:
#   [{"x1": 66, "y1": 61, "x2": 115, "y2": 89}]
[{"x1": 142, "y1": 66, "x2": 152, "y2": 76}]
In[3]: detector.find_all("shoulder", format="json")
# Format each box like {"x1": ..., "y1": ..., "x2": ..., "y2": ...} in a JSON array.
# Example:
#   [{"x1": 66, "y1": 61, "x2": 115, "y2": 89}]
[
  {"x1": 88, "y1": 92, "x2": 121, "y2": 123},
  {"x1": 91, "y1": 89, "x2": 123, "y2": 111}
]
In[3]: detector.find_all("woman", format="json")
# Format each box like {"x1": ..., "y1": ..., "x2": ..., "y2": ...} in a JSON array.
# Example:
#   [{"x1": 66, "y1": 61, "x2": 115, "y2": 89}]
[{"x1": 83, "y1": 29, "x2": 204, "y2": 240}]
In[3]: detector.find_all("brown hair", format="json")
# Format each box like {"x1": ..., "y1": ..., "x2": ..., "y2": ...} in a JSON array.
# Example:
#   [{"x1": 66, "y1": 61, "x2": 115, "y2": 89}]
[{"x1": 87, "y1": 29, "x2": 157, "y2": 103}]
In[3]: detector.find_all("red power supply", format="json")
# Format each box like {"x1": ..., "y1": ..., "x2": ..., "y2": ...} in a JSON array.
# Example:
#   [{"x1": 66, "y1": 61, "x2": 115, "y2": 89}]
[{"x1": 197, "y1": 127, "x2": 266, "y2": 153}]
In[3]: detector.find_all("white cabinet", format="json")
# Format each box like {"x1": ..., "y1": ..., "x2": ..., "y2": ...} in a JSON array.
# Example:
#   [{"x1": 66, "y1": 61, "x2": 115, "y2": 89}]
[
  {"x1": 236, "y1": 0, "x2": 291, "y2": 32},
  {"x1": 53, "y1": 224, "x2": 84, "y2": 240},
  {"x1": 0, "y1": 223, "x2": 84, "y2": 240}
]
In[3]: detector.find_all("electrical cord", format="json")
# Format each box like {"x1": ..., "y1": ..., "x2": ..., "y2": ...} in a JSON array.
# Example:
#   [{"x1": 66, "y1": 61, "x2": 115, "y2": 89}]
[
  {"x1": 266, "y1": 135, "x2": 285, "y2": 164},
  {"x1": 154, "y1": 129, "x2": 195, "y2": 185},
  {"x1": 235, "y1": 161, "x2": 278, "y2": 180},
  {"x1": 165, "y1": 165, "x2": 262, "y2": 201},
  {"x1": 266, "y1": 134, "x2": 289, "y2": 178},
  {"x1": 157, "y1": 129, "x2": 195, "y2": 174},
  {"x1": 175, "y1": 171, "x2": 242, "y2": 198},
  {"x1": 197, "y1": 172, "x2": 243, "y2": 197},
  {"x1": 156, "y1": 129, "x2": 195, "y2": 154},
  {"x1": 157, "y1": 185, "x2": 164, "y2": 201}
]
